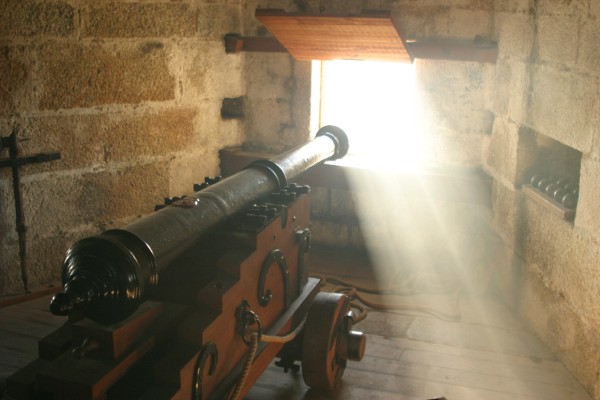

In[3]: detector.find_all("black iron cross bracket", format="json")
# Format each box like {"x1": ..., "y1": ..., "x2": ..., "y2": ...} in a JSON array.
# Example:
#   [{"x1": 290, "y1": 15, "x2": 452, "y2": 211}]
[{"x1": 1, "y1": 127, "x2": 61, "y2": 293}]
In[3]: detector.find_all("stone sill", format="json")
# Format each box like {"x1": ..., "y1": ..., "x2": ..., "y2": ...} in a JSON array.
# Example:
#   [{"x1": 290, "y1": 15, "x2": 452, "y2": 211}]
[
  {"x1": 219, "y1": 147, "x2": 493, "y2": 206},
  {"x1": 522, "y1": 184, "x2": 576, "y2": 222}
]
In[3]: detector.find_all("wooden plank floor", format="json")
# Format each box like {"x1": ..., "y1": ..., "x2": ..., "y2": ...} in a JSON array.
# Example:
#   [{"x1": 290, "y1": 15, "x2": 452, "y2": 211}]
[
  {"x1": 0, "y1": 251, "x2": 593, "y2": 400},
  {"x1": 248, "y1": 303, "x2": 592, "y2": 400}
]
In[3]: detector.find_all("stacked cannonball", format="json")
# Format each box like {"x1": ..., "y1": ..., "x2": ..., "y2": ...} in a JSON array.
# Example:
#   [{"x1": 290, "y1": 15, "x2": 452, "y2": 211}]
[{"x1": 529, "y1": 175, "x2": 579, "y2": 210}]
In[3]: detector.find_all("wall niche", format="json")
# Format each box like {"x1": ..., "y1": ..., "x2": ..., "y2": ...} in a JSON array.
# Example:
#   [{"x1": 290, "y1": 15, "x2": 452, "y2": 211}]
[{"x1": 520, "y1": 129, "x2": 582, "y2": 221}]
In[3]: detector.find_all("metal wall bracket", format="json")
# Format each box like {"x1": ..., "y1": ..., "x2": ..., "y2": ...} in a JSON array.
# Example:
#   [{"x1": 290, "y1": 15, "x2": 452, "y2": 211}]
[{"x1": 0, "y1": 127, "x2": 61, "y2": 292}]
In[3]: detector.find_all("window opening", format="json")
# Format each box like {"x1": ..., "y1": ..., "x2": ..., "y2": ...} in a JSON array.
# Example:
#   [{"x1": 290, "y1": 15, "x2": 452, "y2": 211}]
[{"x1": 313, "y1": 59, "x2": 422, "y2": 171}]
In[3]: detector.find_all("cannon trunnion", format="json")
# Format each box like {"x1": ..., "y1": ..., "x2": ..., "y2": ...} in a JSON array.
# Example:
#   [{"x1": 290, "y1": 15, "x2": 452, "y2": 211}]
[{"x1": 7, "y1": 127, "x2": 366, "y2": 399}]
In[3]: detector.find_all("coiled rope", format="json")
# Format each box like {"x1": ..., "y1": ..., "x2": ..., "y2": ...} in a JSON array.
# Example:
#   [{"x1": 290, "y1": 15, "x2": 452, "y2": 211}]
[{"x1": 312, "y1": 269, "x2": 462, "y2": 321}]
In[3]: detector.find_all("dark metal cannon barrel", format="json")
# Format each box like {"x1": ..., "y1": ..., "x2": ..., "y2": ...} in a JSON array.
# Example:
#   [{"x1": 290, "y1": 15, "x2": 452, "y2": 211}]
[{"x1": 50, "y1": 126, "x2": 348, "y2": 323}]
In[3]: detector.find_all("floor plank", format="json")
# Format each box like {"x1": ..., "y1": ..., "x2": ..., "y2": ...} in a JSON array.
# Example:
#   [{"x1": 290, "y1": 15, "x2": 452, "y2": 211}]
[{"x1": 404, "y1": 316, "x2": 555, "y2": 359}]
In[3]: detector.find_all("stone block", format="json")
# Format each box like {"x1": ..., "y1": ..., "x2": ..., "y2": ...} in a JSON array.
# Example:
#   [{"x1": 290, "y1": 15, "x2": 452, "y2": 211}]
[
  {"x1": 520, "y1": 191, "x2": 600, "y2": 331},
  {"x1": 25, "y1": 236, "x2": 69, "y2": 288},
  {"x1": 536, "y1": 0, "x2": 588, "y2": 16},
  {"x1": 417, "y1": 99, "x2": 486, "y2": 138},
  {"x1": 0, "y1": 45, "x2": 35, "y2": 116},
  {"x1": 188, "y1": 98, "x2": 245, "y2": 150},
  {"x1": 417, "y1": 85, "x2": 486, "y2": 120},
  {"x1": 519, "y1": 263, "x2": 600, "y2": 397},
  {"x1": 482, "y1": 62, "x2": 496, "y2": 111},
  {"x1": 309, "y1": 186, "x2": 330, "y2": 216},
  {"x1": 594, "y1": 119, "x2": 600, "y2": 159},
  {"x1": 330, "y1": 188, "x2": 357, "y2": 219},
  {"x1": 514, "y1": 126, "x2": 543, "y2": 184},
  {"x1": 313, "y1": 0, "x2": 364, "y2": 14},
  {"x1": 491, "y1": 60, "x2": 510, "y2": 116},
  {"x1": 82, "y1": 3, "x2": 196, "y2": 38},
  {"x1": 446, "y1": 9, "x2": 492, "y2": 38},
  {"x1": 592, "y1": 0, "x2": 600, "y2": 18},
  {"x1": 481, "y1": 133, "x2": 491, "y2": 164},
  {"x1": 578, "y1": 17, "x2": 600, "y2": 76},
  {"x1": 38, "y1": 42, "x2": 175, "y2": 110},
  {"x1": 527, "y1": 65, "x2": 597, "y2": 153},
  {"x1": 242, "y1": 0, "x2": 263, "y2": 35},
  {"x1": 393, "y1": 0, "x2": 493, "y2": 8},
  {"x1": 245, "y1": 53, "x2": 294, "y2": 100},
  {"x1": 574, "y1": 155, "x2": 600, "y2": 236},
  {"x1": 417, "y1": 59, "x2": 487, "y2": 92},
  {"x1": 424, "y1": 106, "x2": 493, "y2": 137},
  {"x1": 178, "y1": 41, "x2": 244, "y2": 102},
  {"x1": 348, "y1": 223, "x2": 366, "y2": 250},
  {"x1": 198, "y1": 4, "x2": 242, "y2": 40},
  {"x1": 485, "y1": 118, "x2": 519, "y2": 182},
  {"x1": 168, "y1": 152, "x2": 220, "y2": 198},
  {"x1": 17, "y1": 109, "x2": 197, "y2": 172},
  {"x1": 520, "y1": 190, "x2": 574, "y2": 268},
  {"x1": 0, "y1": 0, "x2": 74, "y2": 38},
  {"x1": 427, "y1": 133, "x2": 483, "y2": 167},
  {"x1": 492, "y1": 59, "x2": 530, "y2": 123},
  {"x1": 215, "y1": 115, "x2": 245, "y2": 149},
  {"x1": 537, "y1": 15, "x2": 579, "y2": 66},
  {"x1": 392, "y1": 5, "x2": 451, "y2": 39},
  {"x1": 22, "y1": 162, "x2": 170, "y2": 236},
  {"x1": 99, "y1": 109, "x2": 198, "y2": 162},
  {"x1": 245, "y1": 98, "x2": 293, "y2": 152},
  {"x1": 494, "y1": 11, "x2": 535, "y2": 61},
  {"x1": 243, "y1": 54, "x2": 295, "y2": 151},
  {"x1": 289, "y1": 60, "x2": 313, "y2": 144},
  {"x1": 0, "y1": 243, "x2": 21, "y2": 295},
  {"x1": 493, "y1": 0, "x2": 533, "y2": 13},
  {"x1": 0, "y1": 180, "x2": 17, "y2": 243},
  {"x1": 490, "y1": 244, "x2": 524, "y2": 310},
  {"x1": 310, "y1": 219, "x2": 351, "y2": 247},
  {"x1": 417, "y1": 60, "x2": 491, "y2": 139},
  {"x1": 278, "y1": 125, "x2": 309, "y2": 152},
  {"x1": 490, "y1": 180, "x2": 521, "y2": 242}
]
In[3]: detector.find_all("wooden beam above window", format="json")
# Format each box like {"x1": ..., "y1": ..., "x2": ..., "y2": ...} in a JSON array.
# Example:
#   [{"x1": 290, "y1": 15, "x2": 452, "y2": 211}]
[
  {"x1": 225, "y1": 34, "x2": 498, "y2": 64},
  {"x1": 226, "y1": 9, "x2": 498, "y2": 64}
]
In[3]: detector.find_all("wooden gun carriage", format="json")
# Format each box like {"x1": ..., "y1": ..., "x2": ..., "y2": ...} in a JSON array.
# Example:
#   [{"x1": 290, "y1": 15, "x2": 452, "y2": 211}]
[{"x1": 7, "y1": 126, "x2": 366, "y2": 400}]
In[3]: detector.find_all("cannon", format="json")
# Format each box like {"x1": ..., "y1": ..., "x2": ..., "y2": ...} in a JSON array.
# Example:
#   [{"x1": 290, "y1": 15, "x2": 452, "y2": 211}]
[{"x1": 7, "y1": 126, "x2": 366, "y2": 399}]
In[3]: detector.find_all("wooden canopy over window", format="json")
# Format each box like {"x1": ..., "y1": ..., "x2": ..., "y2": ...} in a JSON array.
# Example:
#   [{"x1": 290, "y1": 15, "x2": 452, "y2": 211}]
[{"x1": 255, "y1": 9, "x2": 413, "y2": 62}]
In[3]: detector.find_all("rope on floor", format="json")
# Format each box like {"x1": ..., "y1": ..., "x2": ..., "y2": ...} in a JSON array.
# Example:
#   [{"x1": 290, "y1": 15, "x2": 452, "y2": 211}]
[{"x1": 312, "y1": 268, "x2": 462, "y2": 321}]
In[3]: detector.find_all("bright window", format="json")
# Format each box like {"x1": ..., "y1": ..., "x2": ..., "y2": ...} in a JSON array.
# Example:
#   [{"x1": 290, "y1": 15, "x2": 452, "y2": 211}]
[{"x1": 313, "y1": 60, "x2": 423, "y2": 171}]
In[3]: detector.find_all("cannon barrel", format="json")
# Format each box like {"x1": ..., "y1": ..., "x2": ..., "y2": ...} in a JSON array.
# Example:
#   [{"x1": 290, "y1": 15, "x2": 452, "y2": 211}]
[{"x1": 50, "y1": 126, "x2": 348, "y2": 323}]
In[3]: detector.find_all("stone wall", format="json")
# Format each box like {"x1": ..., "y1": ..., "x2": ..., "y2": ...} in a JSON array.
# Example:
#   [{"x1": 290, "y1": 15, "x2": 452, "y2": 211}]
[
  {"x1": 485, "y1": 0, "x2": 600, "y2": 397},
  {"x1": 0, "y1": 0, "x2": 246, "y2": 295}
]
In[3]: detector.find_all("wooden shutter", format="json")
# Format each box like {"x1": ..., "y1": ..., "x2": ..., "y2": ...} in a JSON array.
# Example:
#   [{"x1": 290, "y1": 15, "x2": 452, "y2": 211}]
[{"x1": 255, "y1": 9, "x2": 413, "y2": 63}]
